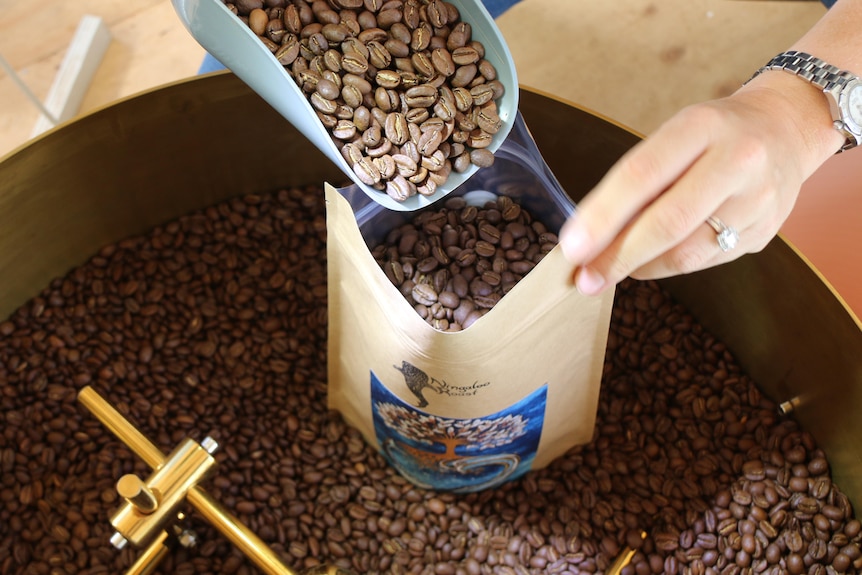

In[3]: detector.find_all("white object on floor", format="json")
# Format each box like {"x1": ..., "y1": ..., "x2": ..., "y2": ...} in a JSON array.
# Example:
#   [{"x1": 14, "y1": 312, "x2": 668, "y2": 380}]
[
  {"x1": 0, "y1": 54, "x2": 59, "y2": 123},
  {"x1": 29, "y1": 15, "x2": 112, "y2": 137}
]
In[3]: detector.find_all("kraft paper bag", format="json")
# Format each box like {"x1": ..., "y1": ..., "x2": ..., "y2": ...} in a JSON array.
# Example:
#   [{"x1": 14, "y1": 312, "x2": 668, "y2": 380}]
[{"x1": 326, "y1": 113, "x2": 614, "y2": 493}]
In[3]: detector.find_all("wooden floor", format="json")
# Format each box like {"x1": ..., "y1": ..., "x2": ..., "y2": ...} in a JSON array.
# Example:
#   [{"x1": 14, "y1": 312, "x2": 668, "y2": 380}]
[{"x1": 5, "y1": 0, "x2": 860, "y2": 317}]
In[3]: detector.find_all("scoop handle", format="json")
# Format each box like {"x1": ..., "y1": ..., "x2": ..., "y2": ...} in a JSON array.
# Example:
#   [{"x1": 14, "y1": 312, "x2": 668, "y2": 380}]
[{"x1": 172, "y1": 0, "x2": 347, "y2": 170}]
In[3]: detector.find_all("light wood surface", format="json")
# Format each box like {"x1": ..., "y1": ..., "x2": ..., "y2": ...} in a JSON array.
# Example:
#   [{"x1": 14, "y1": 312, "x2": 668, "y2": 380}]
[
  {"x1": 497, "y1": 0, "x2": 825, "y2": 134},
  {"x1": 0, "y1": 1, "x2": 205, "y2": 159},
  {"x1": 29, "y1": 15, "x2": 112, "y2": 137}
]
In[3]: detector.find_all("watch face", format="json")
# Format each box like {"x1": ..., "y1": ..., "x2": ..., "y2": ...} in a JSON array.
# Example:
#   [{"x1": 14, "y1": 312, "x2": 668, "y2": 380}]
[{"x1": 845, "y1": 81, "x2": 862, "y2": 130}]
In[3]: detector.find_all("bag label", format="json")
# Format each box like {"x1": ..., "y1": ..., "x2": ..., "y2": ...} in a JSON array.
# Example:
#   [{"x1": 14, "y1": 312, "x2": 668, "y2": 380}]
[{"x1": 371, "y1": 368, "x2": 547, "y2": 492}]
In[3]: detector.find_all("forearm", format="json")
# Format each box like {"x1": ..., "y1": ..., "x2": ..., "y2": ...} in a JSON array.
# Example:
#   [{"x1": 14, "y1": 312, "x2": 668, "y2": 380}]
[
  {"x1": 738, "y1": 0, "x2": 862, "y2": 166},
  {"x1": 792, "y1": 0, "x2": 862, "y2": 72}
]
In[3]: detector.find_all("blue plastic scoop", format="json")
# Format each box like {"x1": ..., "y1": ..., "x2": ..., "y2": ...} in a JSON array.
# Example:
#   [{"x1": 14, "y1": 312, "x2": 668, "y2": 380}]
[{"x1": 172, "y1": 0, "x2": 520, "y2": 212}]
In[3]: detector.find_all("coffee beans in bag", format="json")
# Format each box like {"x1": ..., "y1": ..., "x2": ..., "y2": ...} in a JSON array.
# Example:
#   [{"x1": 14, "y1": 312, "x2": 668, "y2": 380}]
[{"x1": 327, "y1": 113, "x2": 614, "y2": 492}]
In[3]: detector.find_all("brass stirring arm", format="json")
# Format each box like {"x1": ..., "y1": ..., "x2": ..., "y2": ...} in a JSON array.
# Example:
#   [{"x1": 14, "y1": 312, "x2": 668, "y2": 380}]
[
  {"x1": 77, "y1": 385, "x2": 352, "y2": 575},
  {"x1": 79, "y1": 385, "x2": 639, "y2": 575}
]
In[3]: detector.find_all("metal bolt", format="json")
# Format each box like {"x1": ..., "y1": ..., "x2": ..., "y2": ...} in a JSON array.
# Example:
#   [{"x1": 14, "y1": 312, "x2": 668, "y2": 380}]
[
  {"x1": 201, "y1": 436, "x2": 218, "y2": 454},
  {"x1": 110, "y1": 532, "x2": 128, "y2": 550},
  {"x1": 778, "y1": 395, "x2": 804, "y2": 416}
]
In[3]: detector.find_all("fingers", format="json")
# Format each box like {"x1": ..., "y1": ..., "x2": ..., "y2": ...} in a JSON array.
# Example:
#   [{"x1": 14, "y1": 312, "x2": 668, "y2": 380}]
[
  {"x1": 575, "y1": 137, "x2": 760, "y2": 291},
  {"x1": 573, "y1": 209, "x2": 747, "y2": 293},
  {"x1": 559, "y1": 80, "x2": 829, "y2": 296},
  {"x1": 631, "y1": 214, "x2": 744, "y2": 280},
  {"x1": 559, "y1": 107, "x2": 713, "y2": 267},
  {"x1": 559, "y1": 98, "x2": 803, "y2": 295}
]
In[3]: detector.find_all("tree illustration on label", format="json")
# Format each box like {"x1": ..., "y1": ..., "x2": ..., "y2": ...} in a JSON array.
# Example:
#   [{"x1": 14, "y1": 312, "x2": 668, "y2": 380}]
[{"x1": 370, "y1": 370, "x2": 546, "y2": 492}]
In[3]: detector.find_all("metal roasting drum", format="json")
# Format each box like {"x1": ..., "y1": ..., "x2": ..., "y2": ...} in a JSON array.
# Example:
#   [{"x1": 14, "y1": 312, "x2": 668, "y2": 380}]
[{"x1": 1, "y1": 72, "x2": 861, "y2": 571}]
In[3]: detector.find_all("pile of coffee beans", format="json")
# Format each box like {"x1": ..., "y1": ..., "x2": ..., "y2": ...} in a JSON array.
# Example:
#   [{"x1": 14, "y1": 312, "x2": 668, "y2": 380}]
[
  {"x1": 226, "y1": 0, "x2": 505, "y2": 201},
  {"x1": 1, "y1": 186, "x2": 860, "y2": 575},
  {"x1": 370, "y1": 194, "x2": 556, "y2": 331}
]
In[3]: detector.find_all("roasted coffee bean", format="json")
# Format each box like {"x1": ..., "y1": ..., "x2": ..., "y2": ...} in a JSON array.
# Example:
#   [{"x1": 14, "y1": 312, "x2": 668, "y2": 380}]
[
  {"x1": 331, "y1": 119, "x2": 356, "y2": 140},
  {"x1": 310, "y1": 91, "x2": 338, "y2": 114},
  {"x1": 275, "y1": 34, "x2": 301, "y2": 64},
  {"x1": 470, "y1": 148, "x2": 495, "y2": 168},
  {"x1": 386, "y1": 173, "x2": 416, "y2": 201},
  {"x1": 341, "y1": 51, "x2": 368, "y2": 75},
  {"x1": 375, "y1": 69, "x2": 401, "y2": 89},
  {"x1": 315, "y1": 77, "x2": 340, "y2": 100},
  {"x1": 384, "y1": 112, "x2": 410, "y2": 146},
  {"x1": 373, "y1": 154, "x2": 396, "y2": 180},
  {"x1": 474, "y1": 240, "x2": 496, "y2": 258}
]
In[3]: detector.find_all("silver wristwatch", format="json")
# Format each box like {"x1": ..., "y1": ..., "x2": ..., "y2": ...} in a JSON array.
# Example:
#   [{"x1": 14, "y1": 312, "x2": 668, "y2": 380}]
[{"x1": 748, "y1": 50, "x2": 862, "y2": 152}]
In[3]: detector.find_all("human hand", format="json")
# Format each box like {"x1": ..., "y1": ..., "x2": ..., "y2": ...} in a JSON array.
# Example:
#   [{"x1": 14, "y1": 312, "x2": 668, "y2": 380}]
[{"x1": 558, "y1": 72, "x2": 844, "y2": 295}]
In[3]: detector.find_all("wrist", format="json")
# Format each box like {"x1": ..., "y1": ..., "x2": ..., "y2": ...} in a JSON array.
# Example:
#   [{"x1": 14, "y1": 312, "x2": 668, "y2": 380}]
[
  {"x1": 737, "y1": 68, "x2": 846, "y2": 162},
  {"x1": 743, "y1": 51, "x2": 862, "y2": 155}
]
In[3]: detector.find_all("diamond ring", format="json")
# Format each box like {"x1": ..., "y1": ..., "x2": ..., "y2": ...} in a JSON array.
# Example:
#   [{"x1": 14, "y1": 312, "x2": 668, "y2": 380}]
[{"x1": 706, "y1": 216, "x2": 739, "y2": 252}]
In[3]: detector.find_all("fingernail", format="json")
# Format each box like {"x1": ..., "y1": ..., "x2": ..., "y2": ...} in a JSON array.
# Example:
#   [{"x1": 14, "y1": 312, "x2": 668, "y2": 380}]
[
  {"x1": 575, "y1": 266, "x2": 605, "y2": 296},
  {"x1": 559, "y1": 219, "x2": 589, "y2": 264}
]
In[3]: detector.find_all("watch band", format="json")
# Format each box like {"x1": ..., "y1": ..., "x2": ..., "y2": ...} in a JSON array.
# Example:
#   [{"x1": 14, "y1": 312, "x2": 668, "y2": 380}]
[
  {"x1": 747, "y1": 50, "x2": 861, "y2": 152},
  {"x1": 748, "y1": 50, "x2": 857, "y2": 93}
]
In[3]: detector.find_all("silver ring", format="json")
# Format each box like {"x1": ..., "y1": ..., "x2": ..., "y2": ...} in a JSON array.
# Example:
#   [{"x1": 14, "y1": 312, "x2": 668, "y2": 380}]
[{"x1": 706, "y1": 216, "x2": 739, "y2": 252}]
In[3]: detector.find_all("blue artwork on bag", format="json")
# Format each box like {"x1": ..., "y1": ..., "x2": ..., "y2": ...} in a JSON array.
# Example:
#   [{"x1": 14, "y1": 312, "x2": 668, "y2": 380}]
[{"x1": 371, "y1": 364, "x2": 546, "y2": 492}]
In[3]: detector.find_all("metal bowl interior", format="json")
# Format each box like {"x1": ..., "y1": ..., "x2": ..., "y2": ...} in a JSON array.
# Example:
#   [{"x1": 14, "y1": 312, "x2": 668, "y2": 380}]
[{"x1": 2, "y1": 71, "x2": 861, "y2": 505}]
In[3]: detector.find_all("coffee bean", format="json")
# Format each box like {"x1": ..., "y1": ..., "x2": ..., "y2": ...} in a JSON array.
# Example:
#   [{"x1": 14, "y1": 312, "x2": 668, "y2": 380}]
[
  {"x1": 411, "y1": 283, "x2": 438, "y2": 306},
  {"x1": 469, "y1": 148, "x2": 495, "y2": 168},
  {"x1": 352, "y1": 156, "x2": 381, "y2": 185}
]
